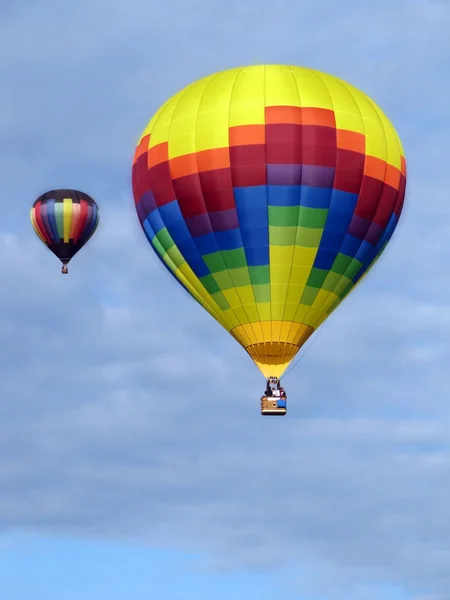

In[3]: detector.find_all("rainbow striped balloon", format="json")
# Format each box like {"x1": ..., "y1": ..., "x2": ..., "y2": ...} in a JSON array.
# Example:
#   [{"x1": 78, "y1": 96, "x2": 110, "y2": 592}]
[
  {"x1": 132, "y1": 65, "x2": 406, "y2": 378},
  {"x1": 31, "y1": 189, "x2": 99, "y2": 269}
]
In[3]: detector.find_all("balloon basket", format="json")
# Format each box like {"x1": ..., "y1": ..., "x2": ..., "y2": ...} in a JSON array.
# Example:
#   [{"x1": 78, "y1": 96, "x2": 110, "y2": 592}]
[{"x1": 260, "y1": 396, "x2": 287, "y2": 416}]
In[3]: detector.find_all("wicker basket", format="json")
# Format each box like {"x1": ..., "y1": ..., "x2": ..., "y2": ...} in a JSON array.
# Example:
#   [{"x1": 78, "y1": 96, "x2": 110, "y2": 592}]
[{"x1": 260, "y1": 395, "x2": 287, "y2": 416}]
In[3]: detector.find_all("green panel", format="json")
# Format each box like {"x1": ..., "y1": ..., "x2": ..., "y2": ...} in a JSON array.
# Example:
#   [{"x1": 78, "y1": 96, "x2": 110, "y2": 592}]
[
  {"x1": 200, "y1": 274, "x2": 221, "y2": 294},
  {"x1": 222, "y1": 248, "x2": 248, "y2": 269},
  {"x1": 295, "y1": 226, "x2": 323, "y2": 247},
  {"x1": 55, "y1": 202, "x2": 64, "y2": 239},
  {"x1": 321, "y1": 271, "x2": 342, "y2": 293},
  {"x1": 155, "y1": 228, "x2": 175, "y2": 251},
  {"x1": 151, "y1": 236, "x2": 167, "y2": 260},
  {"x1": 268, "y1": 206, "x2": 299, "y2": 227},
  {"x1": 203, "y1": 251, "x2": 227, "y2": 273},
  {"x1": 331, "y1": 253, "x2": 353, "y2": 275},
  {"x1": 269, "y1": 226, "x2": 297, "y2": 246},
  {"x1": 298, "y1": 206, "x2": 328, "y2": 229},
  {"x1": 307, "y1": 267, "x2": 328, "y2": 289},
  {"x1": 249, "y1": 265, "x2": 270, "y2": 285},
  {"x1": 212, "y1": 271, "x2": 236, "y2": 290},
  {"x1": 338, "y1": 280, "x2": 354, "y2": 299},
  {"x1": 345, "y1": 258, "x2": 363, "y2": 280},
  {"x1": 166, "y1": 245, "x2": 185, "y2": 268},
  {"x1": 229, "y1": 267, "x2": 251, "y2": 287},
  {"x1": 211, "y1": 291, "x2": 231, "y2": 310},
  {"x1": 253, "y1": 285, "x2": 271, "y2": 303},
  {"x1": 300, "y1": 285, "x2": 319, "y2": 305}
]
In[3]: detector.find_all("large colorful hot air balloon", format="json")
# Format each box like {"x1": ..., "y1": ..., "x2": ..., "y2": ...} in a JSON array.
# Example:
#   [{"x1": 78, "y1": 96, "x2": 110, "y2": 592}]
[
  {"x1": 132, "y1": 65, "x2": 406, "y2": 415},
  {"x1": 31, "y1": 189, "x2": 100, "y2": 274}
]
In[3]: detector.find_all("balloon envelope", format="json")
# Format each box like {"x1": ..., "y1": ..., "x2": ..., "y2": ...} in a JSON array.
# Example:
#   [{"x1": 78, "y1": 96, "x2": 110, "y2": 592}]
[
  {"x1": 31, "y1": 189, "x2": 100, "y2": 265},
  {"x1": 132, "y1": 65, "x2": 406, "y2": 378}
]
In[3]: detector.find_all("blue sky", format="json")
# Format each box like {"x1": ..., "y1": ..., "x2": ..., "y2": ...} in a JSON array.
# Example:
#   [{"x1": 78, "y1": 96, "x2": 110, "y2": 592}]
[{"x1": 1, "y1": 0, "x2": 450, "y2": 599}]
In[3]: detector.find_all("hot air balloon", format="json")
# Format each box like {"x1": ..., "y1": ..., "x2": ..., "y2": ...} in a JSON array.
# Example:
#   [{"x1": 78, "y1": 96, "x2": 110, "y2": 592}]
[
  {"x1": 31, "y1": 189, "x2": 100, "y2": 274},
  {"x1": 132, "y1": 65, "x2": 406, "y2": 415}
]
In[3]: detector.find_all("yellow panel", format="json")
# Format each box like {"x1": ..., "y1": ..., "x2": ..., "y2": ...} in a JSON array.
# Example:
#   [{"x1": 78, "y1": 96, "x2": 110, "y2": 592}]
[
  {"x1": 289, "y1": 67, "x2": 335, "y2": 110},
  {"x1": 282, "y1": 303, "x2": 299, "y2": 321},
  {"x1": 271, "y1": 303, "x2": 285, "y2": 321},
  {"x1": 289, "y1": 266, "x2": 311, "y2": 286},
  {"x1": 222, "y1": 287, "x2": 242, "y2": 309},
  {"x1": 271, "y1": 321, "x2": 283, "y2": 340},
  {"x1": 294, "y1": 304, "x2": 311, "y2": 322},
  {"x1": 233, "y1": 306, "x2": 250, "y2": 324},
  {"x1": 257, "y1": 304, "x2": 272, "y2": 321},
  {"x1": 270, "y1": 246, "x2": 294, "y2": 266},
  {"x1": 222, "y1": 308, "x2": 241, "y2": 329},
  {"x1": 243, "y1": 304, "x2": 261, "y2": 322},
  {"x1": 310, "y1": 288, "x2": 339, "y2": 314},
  {"x1": 270, "y1": 284, "x2": 288, "y2": 303},
  {"x1": 167, "y1": 76, "x2": 213, "y2": 158},
  {"x1": 236, "y1": 285, "x2": 256, "y2": 305},
  {"x1": 270, "y1": 263, "x2": 293, "y2": 284},
  {"x1": 229, "y1": 66, "x2": 266, "y2": 127},
  {"x1": 147, "y1": 90, "x2": 186, "y2": 147},
  {"x1": 63, "y1": 199, "x2": 72, "y2": 242},
  {"x1": 264, "y1": 65, "x2": 301, "y2": 107},
  {"x1": 286, "y1": 285, "x2": 304, "y2": 303},
  {"x1": 292, "y1": 246, "x2": 317, "y2": 267},
  {"x1": 196, "y1": 69, "x2": 239, "y2": 152}
]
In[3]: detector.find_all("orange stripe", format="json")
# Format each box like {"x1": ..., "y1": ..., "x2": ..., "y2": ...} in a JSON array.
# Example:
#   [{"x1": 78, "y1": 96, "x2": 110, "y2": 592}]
[
  {"x1": 133, "y1": 134, "x2": 150, "y2": 164},
  {"x1": 229, "y1": 124, "x2": 265, "y2": 146},
  {"x1": 364, "y1": 155, "x2": 386, "y2": 181},
  {"x1": 265, "y1": 105, "x2": 303, "y2": 124},
  {"x1": 196, "y1": 147, "x2": 230, "y2": 171},
  {"x1": 301, "y1": 107, "x2": 335, "y2": 127},
  {"x1": 147, "y1": 142, "x2": 168, "y2": 167},
  {"x1": 170, "y1": 153, "x2": 198, "y2": 179},
  {"x1": 385, "y1": 163, "x2": 401, "y2": 190},
  {"x1": 401, "y1": 155, "x2": 407, "y2": 176},
  {"x1": 337, "y1": 129, "x2": 365, "y2": 153}
]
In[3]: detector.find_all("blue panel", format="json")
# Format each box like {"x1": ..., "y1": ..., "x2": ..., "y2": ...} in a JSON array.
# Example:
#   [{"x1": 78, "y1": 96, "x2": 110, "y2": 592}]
[
  {"x1": 147, "y1": 209, "x2": 165, "y2": 235},
  {"x1": 188, "y1": 257, "x2": 211, "y2": 278},
  {"x1": 240, "y1": 226, "x2": 268, "y2": 248},
  {"x1": 319, "y1": 230, "x2": 346, "y2": 253},
  {"x1": 325, "y1": 209, "x2": 353, "y2": 234},
  {"x1": 195, "y1": 232, "x2": 219, "y2": 256},
  {"x1": 313, "y1": 249, "x2": 337, "y2": 270},
  {"x1": 267, "y1": 185, "x2": 302, "y2": 206},
  {"x1": 277, "y1": 400, "x2": 287, "y2": 408},
  {"x1": 215, "y1": 228, "x2": 243, "y2": 251},
  {"x1": 234, "y1": 186, "x2": 269, "y2": 229},
  {"x1": 142, "y1": 217, "x2": 156, "y2": 241},
  {"x1": 339, "y1": 235, "x2": 362, "y2": 259},
  {"x1": 245, "y1": 245, "x2": 269, "y2": 267},
  {"x1": 355, "y1": 240, "x2": 377, "y2": 268},
  {"x1": 300, "y1": 185, "x2": 332, "y2": 209},
  {"x1": 375, "y1": 213, "x2": 397, "y2": 252},
  {"x1": 328, "y1": 189, "x2": 359, "y2": 215},
  {"x1": 45, "y1": 199, "x2": 59, "y2": 242}
]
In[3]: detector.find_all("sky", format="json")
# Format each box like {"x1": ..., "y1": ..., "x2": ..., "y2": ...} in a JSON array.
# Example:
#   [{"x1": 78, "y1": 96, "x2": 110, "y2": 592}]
[{"x1": 1, "y1": 0, "x2": 450, "y2": 598}]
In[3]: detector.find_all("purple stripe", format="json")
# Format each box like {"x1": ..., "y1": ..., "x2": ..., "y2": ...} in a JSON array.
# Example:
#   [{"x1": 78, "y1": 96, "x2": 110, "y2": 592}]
[
  {"x1": 302, "y1": 165, "x2": 335, "y2": 188},
  {"x1": 348, "y1": 215, "x2": 371, "y2": 240},
  {"x1": 267, "y1": 164, "x2": 302, "y2": 185},
  {"x1": 186, "y1": 213, "x2": 213, "y2": 237},
  {"x1": 137, "y1": 190, "x2": 157, "y2": 223},
  {"x1": 40, "y1": 203, "x2": 54, "y2": 242},
  {"x1": 365, "y1": 221, "x2": 383, "y2": 245},
  {"x1": 209, "y1": 208, "x2": 239, "y2": 232}
]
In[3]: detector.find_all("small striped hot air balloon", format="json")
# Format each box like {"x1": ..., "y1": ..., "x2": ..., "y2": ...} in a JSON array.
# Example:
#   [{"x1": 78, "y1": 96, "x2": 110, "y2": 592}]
[
  {"x1": 132, "y1": 65, "x2": 406, "y2": 415},
  {"x1": 30, "y1": 189, "x2": 100, "y2": 274}
]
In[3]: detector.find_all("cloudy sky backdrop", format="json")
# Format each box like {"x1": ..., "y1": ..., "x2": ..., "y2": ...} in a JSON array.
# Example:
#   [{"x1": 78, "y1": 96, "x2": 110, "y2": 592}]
[{"x1": 1, "y1": 0, "x2": 450, "y2": 598}]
